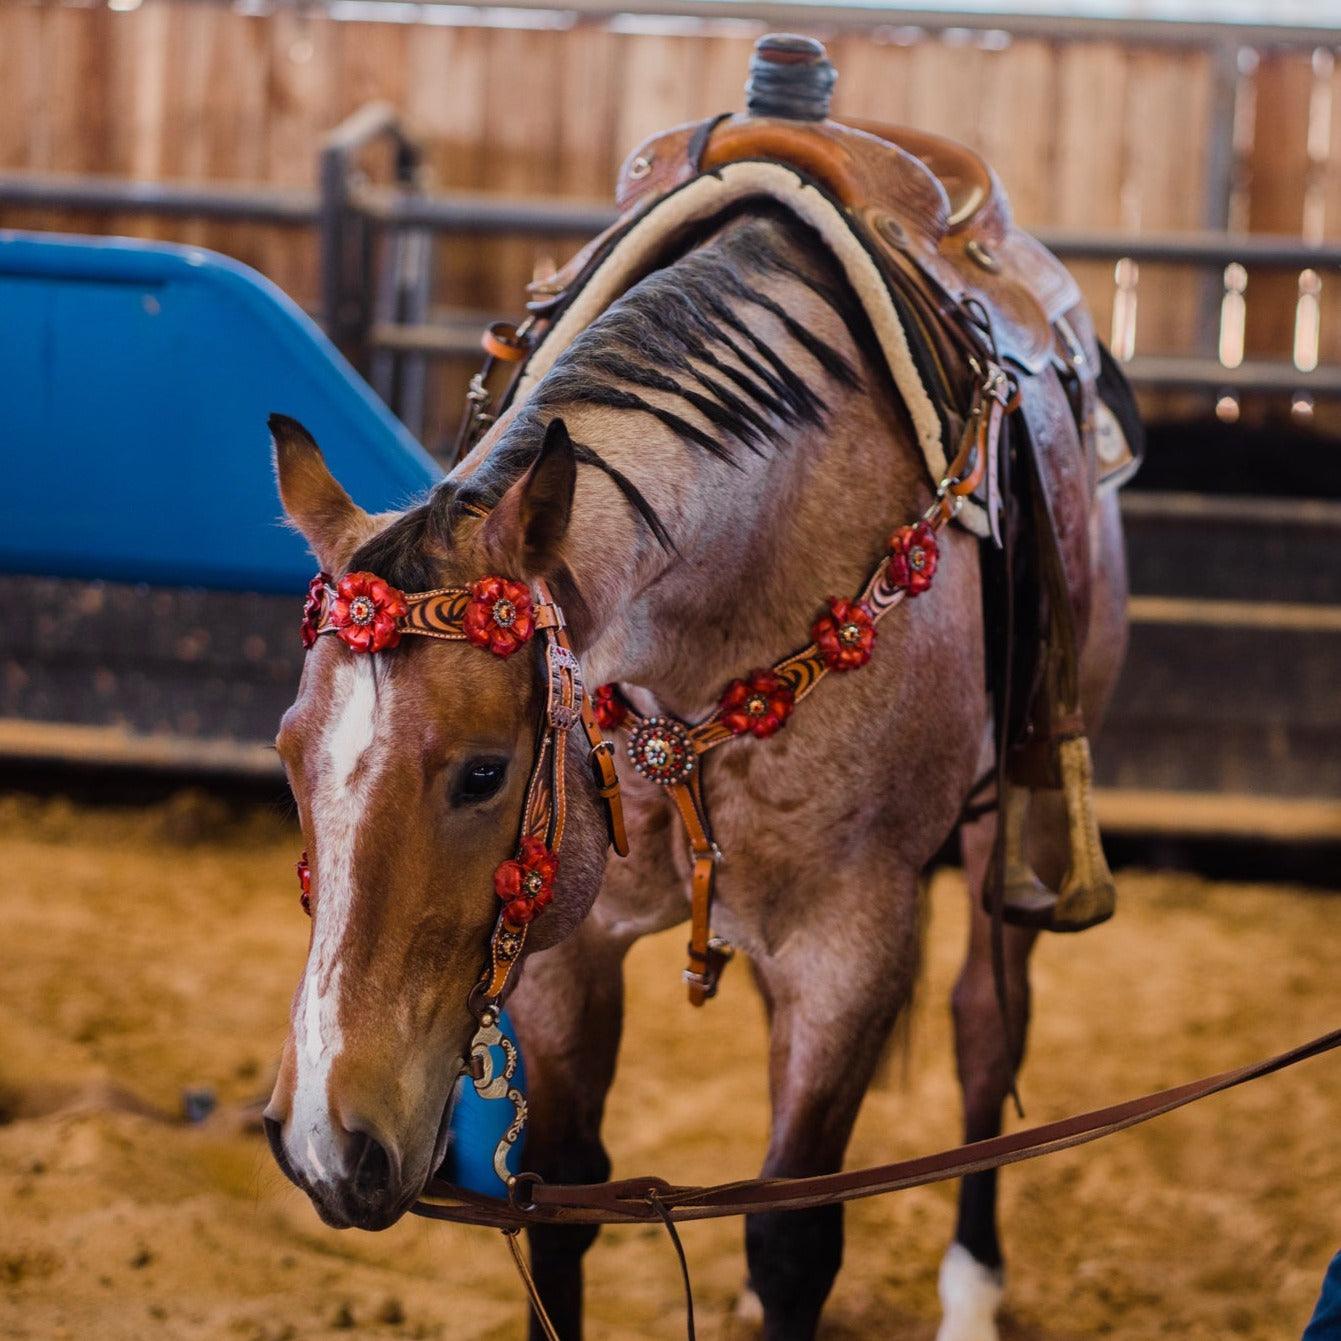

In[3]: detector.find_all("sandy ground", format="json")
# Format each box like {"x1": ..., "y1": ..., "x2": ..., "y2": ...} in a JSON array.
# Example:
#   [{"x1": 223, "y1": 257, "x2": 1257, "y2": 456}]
[{"x1": 2, "y1": 791, "x2": 1339, "y2": 1341}]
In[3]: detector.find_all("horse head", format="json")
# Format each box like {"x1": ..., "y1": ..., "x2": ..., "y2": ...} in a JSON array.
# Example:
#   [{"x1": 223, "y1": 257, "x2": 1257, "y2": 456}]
[{"x1": 263, "y1": 413, "x2": 614, "y2": 1229}]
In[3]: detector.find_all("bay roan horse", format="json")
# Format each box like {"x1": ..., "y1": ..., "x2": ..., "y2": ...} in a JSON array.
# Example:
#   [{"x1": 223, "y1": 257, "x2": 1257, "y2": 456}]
[{"x1": 265, "y1": 204, "x2": 1128, "y2": 1341}]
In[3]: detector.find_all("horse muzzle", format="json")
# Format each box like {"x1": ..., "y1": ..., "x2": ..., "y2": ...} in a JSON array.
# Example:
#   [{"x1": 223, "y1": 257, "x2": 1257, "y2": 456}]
[{"x1": 262, "y1": 1105, "x2": 426, "y2": 1231}]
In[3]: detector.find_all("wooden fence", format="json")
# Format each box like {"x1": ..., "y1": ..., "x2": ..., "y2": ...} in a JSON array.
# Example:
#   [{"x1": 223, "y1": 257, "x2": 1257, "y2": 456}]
[{"x1": 3, "y1": 1, "x2": 1340, "y2": 440}]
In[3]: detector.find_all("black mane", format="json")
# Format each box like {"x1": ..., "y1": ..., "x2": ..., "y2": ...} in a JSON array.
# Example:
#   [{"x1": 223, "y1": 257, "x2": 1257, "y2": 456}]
[{"x1": 352, "y1": 208, "x2": 872, "y2": 588}]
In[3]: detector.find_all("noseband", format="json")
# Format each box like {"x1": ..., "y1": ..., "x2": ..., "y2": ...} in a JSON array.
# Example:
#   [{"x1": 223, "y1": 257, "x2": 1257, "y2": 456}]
[{"x1": 298, "y1": 568, "x2": 628, "y2": 1012}]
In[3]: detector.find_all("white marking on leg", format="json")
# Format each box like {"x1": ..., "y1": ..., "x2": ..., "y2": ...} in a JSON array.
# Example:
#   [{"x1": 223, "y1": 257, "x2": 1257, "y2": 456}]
[
  {"x1": 287, "y1": 658, "x2": 390, "y2": 1184},
  {"x1": 733, "y1": 1286, "x2": 763, "y2": 1327},
  {"x1": 935, "y1": 1241, "x2": 1003, "y2": 1341}
]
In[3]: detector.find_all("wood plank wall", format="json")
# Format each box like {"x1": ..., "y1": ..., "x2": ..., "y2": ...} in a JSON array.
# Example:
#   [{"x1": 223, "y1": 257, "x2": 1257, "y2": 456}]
[{"x1": 2, "y1": 1, "x2": 1338, "y2": 443}]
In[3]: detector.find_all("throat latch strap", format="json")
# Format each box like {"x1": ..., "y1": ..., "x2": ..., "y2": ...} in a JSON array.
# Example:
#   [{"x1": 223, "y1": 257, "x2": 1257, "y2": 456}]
[{"x1": 536, "y1": 584, "x2": 629, "y2": 859}]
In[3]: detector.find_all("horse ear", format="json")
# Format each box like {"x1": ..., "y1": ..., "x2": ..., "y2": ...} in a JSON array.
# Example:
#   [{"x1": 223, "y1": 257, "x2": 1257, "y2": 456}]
[
  {"x1": 481, "y1": 418, "x2": 577, "y2": 577},
  {"x1": 270, "y1": 414, "x2": 371, "y2": 572}
]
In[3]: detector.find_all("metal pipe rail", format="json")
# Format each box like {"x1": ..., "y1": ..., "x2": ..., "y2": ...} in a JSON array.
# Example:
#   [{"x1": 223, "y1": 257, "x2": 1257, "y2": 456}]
[
  {"x1": 6, "y1": 110, "x2": 1341, "y2": 419},
  {"x1": 10, "y1": 170, "x2": 1341, "y2": 274},
  {"x1": 0, "y1": 171, "x2": 317, "y2": 225},
  {"x1": 370, "y1": 316, "x2": 1341, "y2": 400},
  {"x1": 1123, "y1": 356, "x2": 1341, "y2": 398}
]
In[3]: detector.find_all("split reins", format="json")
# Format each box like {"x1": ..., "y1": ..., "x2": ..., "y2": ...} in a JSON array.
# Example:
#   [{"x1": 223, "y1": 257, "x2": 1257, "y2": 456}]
[{"x1": 414, "y1": 1024, "x2": 1341, "y2": 1229}]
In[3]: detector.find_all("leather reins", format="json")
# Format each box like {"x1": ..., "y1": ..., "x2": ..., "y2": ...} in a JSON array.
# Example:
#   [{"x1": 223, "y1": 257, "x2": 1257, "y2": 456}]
[{"x1": 417, "y1": 1023, "x2": 1341, "y2": 1229}]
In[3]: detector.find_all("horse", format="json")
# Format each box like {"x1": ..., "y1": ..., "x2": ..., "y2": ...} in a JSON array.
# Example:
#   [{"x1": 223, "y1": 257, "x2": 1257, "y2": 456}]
[{"x1": 262, "y1": 200, "x2": 1128, "y2": 1340}]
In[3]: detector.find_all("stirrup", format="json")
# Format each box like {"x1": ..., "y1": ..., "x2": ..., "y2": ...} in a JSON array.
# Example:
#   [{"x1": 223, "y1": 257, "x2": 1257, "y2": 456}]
[
  {"x1": 1049, "y1": 734, "x2": 1117, "y2": 931},
  {"x1": 989, "y1": 742, "x2": 1116, "y2": 933}
]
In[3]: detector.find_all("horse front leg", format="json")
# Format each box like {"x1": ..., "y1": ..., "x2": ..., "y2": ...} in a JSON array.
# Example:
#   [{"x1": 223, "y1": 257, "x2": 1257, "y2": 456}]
[
  {"x1": 743, "y1": 863, "x2": 923, "y2": 1341},
  {"x1": 508, "y1": 916, "x2": 631, "y2": 1341}
]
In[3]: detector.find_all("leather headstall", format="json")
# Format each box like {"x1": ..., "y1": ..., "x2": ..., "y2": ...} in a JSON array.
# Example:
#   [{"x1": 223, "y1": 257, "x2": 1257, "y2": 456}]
[{"x1": 296, "y1": 567, "x2": 628, "y2": 1018}]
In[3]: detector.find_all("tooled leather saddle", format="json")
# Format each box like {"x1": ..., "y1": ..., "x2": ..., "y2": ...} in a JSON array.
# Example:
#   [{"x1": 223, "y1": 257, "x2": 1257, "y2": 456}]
[{"x1": 472, "y1": 33, "x2": 1142, "y2": 932}]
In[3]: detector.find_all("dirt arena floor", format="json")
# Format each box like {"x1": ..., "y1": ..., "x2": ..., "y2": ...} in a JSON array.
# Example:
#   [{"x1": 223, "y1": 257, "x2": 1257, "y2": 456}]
[{"x1": 2, "y1": 791, "x2": 1339, "y2": 1340}]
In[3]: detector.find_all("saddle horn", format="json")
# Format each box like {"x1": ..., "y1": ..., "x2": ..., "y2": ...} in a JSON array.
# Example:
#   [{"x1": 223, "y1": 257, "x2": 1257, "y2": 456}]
[{"x1": 745, "y1": 34, "x2": 836, "y2": 122}]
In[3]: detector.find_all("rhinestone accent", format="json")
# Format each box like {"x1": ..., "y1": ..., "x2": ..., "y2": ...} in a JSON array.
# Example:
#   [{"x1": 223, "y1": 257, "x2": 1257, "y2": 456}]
[{"x1": 626, "y1": 716, "x2": 695, "y2": 786}]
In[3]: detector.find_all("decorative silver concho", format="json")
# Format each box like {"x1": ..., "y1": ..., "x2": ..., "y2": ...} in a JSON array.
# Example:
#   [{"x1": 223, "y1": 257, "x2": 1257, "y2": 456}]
[{"x1": 626, "y1": 716, "x2": 695, "y2": 786}]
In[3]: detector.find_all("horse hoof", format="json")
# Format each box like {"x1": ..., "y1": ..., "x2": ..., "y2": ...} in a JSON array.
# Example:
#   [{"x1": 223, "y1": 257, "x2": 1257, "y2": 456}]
[{"x1": 934, "y1": 1242, "x2": 1003, "y2": 1341}]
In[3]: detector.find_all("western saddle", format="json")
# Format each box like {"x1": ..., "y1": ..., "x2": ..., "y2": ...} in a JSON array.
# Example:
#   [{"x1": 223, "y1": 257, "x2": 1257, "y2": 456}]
[{"x1": 477, "y1": 34, "x2": 1141, "y2": 933}]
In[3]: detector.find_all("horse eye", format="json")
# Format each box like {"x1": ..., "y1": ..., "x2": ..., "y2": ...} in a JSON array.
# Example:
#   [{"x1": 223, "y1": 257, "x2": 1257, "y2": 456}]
[{"x1": 454, "y1": 757, "x2": 507, "y2": 805}]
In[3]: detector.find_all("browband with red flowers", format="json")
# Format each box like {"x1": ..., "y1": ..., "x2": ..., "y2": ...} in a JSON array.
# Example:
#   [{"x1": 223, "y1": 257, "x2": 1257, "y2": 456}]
[{"x1": 302, "y1": 570, "x2": 536, "y2": 658}]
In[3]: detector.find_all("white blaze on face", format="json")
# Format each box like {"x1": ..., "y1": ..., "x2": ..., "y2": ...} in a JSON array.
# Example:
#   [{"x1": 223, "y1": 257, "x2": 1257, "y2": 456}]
[{"x1": 287, "y1": 657, "x2": 392, "y2": 1182}]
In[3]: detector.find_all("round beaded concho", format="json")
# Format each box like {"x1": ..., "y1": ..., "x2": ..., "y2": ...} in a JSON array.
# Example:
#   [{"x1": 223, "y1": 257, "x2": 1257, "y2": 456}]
[{"x1": 626, "y1": 716, "x2": 695, "y2": 786}]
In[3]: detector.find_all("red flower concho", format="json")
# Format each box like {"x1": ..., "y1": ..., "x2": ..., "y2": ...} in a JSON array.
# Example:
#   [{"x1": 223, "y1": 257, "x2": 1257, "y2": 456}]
[
  {"x1": 592, "y1": 684, "x2": 627, "y2": 731},
  {"x1": 492, "y1": 836, "x2": 558, "y2": 928},
  {"x1": 888, "y1": 521, "x2": 939, "y2": 596},
  {"x1": 296, "y1": 851, "x2": 312, "y2": 917},
  {"x1": 720, "y1": 669, "x2": 795, "y2": 739},
  {"x1": 464, "y1": 577, "x2": 535, "y2": 658},
  {"x1": 813, "y1": 598, "x2": 876, "y2": 671},
  {"x1": 300, "y1": 573, "x2": 331, "y2": 649},
  {"x1": 330, "y1": 572, "x2": 408, "y2": 653}
]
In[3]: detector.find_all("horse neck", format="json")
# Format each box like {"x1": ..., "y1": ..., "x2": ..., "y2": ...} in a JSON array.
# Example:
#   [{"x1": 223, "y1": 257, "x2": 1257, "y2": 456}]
[{"x1": 549, "y1": 228, "x2": 930, "y2": 716}]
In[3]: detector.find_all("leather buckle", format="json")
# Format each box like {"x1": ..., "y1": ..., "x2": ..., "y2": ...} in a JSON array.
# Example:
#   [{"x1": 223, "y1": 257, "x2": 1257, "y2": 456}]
[{"x1": 682, "y1": 937, "x2": 735, "y2": 998}]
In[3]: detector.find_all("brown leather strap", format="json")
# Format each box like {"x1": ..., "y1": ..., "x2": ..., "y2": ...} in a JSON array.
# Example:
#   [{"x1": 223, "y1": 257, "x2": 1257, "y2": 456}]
[
  {"x1": 451, "y1": 320, "x2": 533, "y2": 466},
  {"x1": 667, "y1": 775, "x2": 727, "y2": 1007},
  {"x1": 534, "y1": 578, "x2": 629, "y2": 858},
  {"x1": 477, "y1": 581, "x2": 627, "y2": 1005},
  {"x1": 415, "y1": 1025, "x2": 1341, "y2": 1228},
  {"x1": 502, "y1": 1229, "x2": 561, "y2": 1341}
]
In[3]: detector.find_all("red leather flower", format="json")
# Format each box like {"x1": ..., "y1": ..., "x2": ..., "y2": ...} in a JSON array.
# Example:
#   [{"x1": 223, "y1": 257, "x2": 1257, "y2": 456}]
[
  {"x1": 329, "y1": 572, "x2": 408, "y2": 653},
  {"x1": 493, "y1": 836, "x2": 558, "y2": 927},
  {"x1": 888, "y1": 521, "x2": 939, "y2": 596},
  {"x1": 301, "y1": 573, "x2": 330, "y2": 650},
  {"x1": 812, "y1": 598, "x2": 876, "y2": 671},
  {"x1": 296, "y1": 851, "x2": 312, "y2": 917},
  {"x1": 592, "y1": 684, "x2": 627, "y2": 731},
  {"x1": 464, "y1": 577, "x2": 535, "y2": 658},
  {"x1": 719, "y1": 669, "x2": 795, "y2": 739}
]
